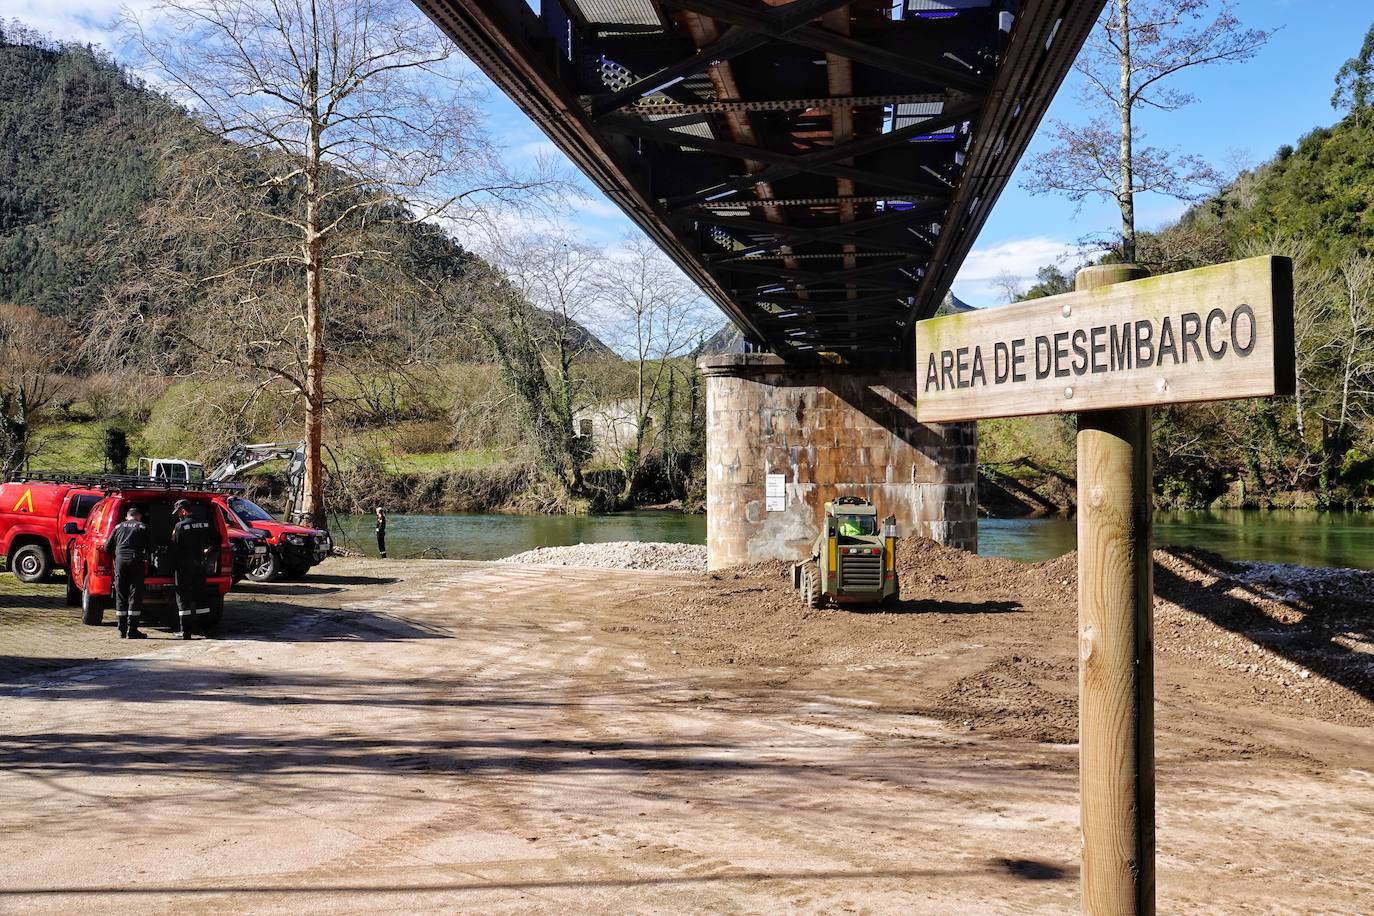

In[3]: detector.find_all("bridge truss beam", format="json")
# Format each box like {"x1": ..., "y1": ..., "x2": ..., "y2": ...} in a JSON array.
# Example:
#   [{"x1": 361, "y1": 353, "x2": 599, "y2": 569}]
[{"x1": 414, "y1": 0, "x2": 1106, "y2": 360}]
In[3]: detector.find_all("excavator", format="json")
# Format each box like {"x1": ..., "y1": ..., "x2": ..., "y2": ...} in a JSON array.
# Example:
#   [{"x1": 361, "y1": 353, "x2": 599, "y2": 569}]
[{"x1": 141, "y1": 442, "x2": 307, "y2": 524}]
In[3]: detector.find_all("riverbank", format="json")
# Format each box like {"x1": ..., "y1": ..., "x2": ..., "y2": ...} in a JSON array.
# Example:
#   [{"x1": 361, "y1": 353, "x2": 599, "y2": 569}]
[{"x1": 325, "y1": 508, "x2": 1374, "y2": 570}]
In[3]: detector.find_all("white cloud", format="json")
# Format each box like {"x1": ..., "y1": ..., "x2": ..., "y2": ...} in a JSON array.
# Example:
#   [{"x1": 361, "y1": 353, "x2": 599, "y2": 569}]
[
  {"x1": 511, "y1": 138, "x2": 560, "y2": 163},
  {"x1": 953, "y1": 236, "x2": 1094, "y2": 307},
  {"x1": 572, "y1": 194, "x2": 631, "y2": 222},
  {"x1": 5, "y1": 1, "x2": 158, "y2": 52}
]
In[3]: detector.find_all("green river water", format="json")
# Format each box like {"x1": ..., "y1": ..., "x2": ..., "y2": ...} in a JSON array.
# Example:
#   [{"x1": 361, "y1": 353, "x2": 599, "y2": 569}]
[{"x1": 330, "y1": 509, "x2": 1374, "y2": 569}]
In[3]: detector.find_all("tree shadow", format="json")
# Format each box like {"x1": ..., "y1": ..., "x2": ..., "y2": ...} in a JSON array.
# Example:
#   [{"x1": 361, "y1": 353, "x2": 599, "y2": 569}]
[
  {"x1": 240, "y1": 576, "x2": 403, "y2": 596},
  {"x1": 298, "y1": 574, "x2": 400, "y2": 586},
  {"x1": 991, "y1": 857, "x2": 1074, "y2": 881},
  {"x1": 841, "y1": 598, "x2": 1022, "y2": 615},
  {"x1": 221, "y1": 599, "x2": 453, "y2": 643},
  {"x1": 240, "y1": 581, "x2": 350, "y2": 596},
  {"x1": 1156, "y1": 548, "x2": 1374, "y2": 704},
  {"x1": 0, "y1": 593, "x2": 64, "y2": 609},
  {"x1": 9, "y1": 666, "x2": 560, "y2": 709},
  {"x1": 0, "y1": 728, "x2": 784, "y2": 781},
  {"x1": 0, "y1": 865, "x2": 985, "y2": 899}
]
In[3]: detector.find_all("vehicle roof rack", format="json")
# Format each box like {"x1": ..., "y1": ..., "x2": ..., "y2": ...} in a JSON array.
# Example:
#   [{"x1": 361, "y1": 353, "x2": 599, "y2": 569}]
[{"x1": 6, "y1": 471, "x2": 245, "y2": 494}]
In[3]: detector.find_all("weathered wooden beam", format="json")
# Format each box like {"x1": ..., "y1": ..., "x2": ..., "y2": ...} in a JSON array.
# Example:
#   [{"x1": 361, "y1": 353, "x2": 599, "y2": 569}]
[{"x1": 1073, "y1": 263, "x2": 1154, "y2": 916}]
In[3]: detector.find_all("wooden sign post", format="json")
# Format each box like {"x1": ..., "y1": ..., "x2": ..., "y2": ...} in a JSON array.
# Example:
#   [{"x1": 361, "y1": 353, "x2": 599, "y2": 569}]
[{"x1": 914, "y1": 256, "x2": 1296, "y2": 915}]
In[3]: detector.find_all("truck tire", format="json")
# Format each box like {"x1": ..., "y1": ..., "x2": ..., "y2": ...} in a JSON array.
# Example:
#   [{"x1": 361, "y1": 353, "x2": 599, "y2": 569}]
[
  {"x1": 247, "y1": 550, "x2": 281, "y2": 583},
  {"x1": 64, "y1": 572, "x2": 81, "y2": 608},
  {"x1": 202, "y1": 593, "x2": 225, "y2": 631},
  {"x1": 81, "y1": 580, "x2": 107, "y2": 626},
  {"x1": 281, "y1": 562, "x2": 311, "y2": 580},
  {"x1": 11, "y1": 543, "x2": 53, "y2": 584},
  {"x1": 804, "y1": 565, "x2": 822, "y2": 610}
]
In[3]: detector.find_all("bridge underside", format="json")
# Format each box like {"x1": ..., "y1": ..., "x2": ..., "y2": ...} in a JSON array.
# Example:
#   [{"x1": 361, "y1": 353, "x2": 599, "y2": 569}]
[{"x1": 417, "y1": 0, "x2": 1103, "y2": 361}]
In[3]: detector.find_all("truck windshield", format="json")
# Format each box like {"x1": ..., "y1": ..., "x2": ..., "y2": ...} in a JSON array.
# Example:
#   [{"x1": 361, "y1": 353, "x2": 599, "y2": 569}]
[
  {"x1": 229, "y1": 497, "x2": 274, "y2": 523},
  {"x1": 836, "y1": 515, "x2": 877, "y2": 538}
]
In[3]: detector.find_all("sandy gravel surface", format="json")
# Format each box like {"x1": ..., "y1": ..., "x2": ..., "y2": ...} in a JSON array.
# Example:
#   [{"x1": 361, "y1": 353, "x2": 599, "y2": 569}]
[
  {"x1": 498, "y1": 540, "x2": 707, "y2": 571},
  {"x1": 648, "y1": 540, "x2": 1374, "y2": 758},
  {"x1": 0, "y1": 552, "x2": 1370, "y2": 913}
]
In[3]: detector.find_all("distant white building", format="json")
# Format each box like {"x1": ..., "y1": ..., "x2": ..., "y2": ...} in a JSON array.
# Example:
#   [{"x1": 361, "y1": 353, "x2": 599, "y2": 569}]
[{"x1": 574, "y1": 401, "x2": 649, "y2": 458}]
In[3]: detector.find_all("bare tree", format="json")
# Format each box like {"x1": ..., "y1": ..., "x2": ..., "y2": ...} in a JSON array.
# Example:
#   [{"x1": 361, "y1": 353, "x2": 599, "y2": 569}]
[
  {"x1": 0, "y1": 306, "x2": 73, "y2": 473},
  {"x1": 126, "y1": 0, "x2": 545, "y2": 525},
  {"x1": 1238, "y1": 234, "x2": 1332, "y2": 446},
  {"x1": 1026, "y1": 0, "x2": 1270, "y2": 262},
  {"x1": 470, "y1": 231, "x2": 605, "y2": 498},
  {"x1": 595, "y1": 239, "x2": 714, "y2": 505},
  {"x1": 991, "y1": 270, "x2": 1025, "y2": 305},
  {"x1": 1332, "y1": 255, "x2": 1374, "y2": 435}
]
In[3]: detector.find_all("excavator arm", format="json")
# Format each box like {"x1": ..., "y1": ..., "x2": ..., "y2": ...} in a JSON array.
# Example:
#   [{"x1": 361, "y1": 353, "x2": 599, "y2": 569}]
[{"x1": 208, "y1": 442, "x2": 307, "y2": 524}]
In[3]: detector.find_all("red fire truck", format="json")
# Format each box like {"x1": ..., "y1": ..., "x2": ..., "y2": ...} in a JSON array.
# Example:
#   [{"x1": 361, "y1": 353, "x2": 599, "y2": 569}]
[{"x1": 0, "y1": 476, "x2": 104, "y2": 583}]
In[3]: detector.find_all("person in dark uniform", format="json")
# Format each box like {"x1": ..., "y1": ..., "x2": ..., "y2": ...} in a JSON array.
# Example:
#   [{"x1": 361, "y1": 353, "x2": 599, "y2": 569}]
[
  {"x1": 375, "y1": 506, "x2": 386, "y2": 558},
  {"x1": 170, "y1": 499, "x2": 212, "y2": 640},
  {"x1": 103, "y1": 506, "x2": 149, "y2": 639}
]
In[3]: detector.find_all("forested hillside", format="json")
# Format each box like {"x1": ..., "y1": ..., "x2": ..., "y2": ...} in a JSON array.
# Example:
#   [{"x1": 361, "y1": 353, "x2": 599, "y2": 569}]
[
  {"x1": 0, "y1": 25, "x2": 611, "y2": 356},
  {"x1": 0, "y1": 26, "x2": 171, "y2": 315},
  {"x1": 987, "y1": 103, "x2": 1374, "y2": 511},
  {"x1": 0, "y1": 26, "x2": 688, "y2": 516},
  {"x1": 1191, "y1": 118, "x2": 1374, "y2": 264}
]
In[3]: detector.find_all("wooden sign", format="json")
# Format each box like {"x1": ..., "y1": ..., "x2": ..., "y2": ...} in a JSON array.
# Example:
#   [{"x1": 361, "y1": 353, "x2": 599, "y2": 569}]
[{"x1": 915, "y1": 256, "x2": 1295, "y2": 423}]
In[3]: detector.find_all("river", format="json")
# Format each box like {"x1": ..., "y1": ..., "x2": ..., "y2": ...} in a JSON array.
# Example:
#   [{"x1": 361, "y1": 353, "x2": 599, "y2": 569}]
[{"x1": 330, "y1": 509, "x2": 1374, "y2": 569}]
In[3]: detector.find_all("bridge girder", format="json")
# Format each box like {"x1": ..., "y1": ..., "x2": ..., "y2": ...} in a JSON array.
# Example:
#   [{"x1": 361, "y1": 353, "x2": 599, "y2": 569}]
[{"x1": 413, "y1": 0, "x2": 1105, "y2": 361}]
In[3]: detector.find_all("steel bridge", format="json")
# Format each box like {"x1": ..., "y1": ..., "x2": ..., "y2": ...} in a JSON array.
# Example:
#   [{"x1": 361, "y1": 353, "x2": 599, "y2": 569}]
[{"x1": 415, "y1": 0, "x2": 1105, "y2": 361}]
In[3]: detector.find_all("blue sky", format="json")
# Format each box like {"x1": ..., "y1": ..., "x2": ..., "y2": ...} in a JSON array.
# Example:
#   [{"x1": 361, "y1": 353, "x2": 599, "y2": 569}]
[
  {"x1": 957, "y1": 0, "x2": 1374, "y2": 305},
  {"x1": 10, "y1": 0, "x2": 1373, "y2": 309}
]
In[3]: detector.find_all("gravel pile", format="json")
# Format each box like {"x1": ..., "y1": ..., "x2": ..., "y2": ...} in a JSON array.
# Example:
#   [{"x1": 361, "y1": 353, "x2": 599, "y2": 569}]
[
  {"x1": 1233, "y1": 561, "x2": 1374, "y2": 604},
  {"x1": 498, "y1": 541, "x2": 707, "y2": 572}
]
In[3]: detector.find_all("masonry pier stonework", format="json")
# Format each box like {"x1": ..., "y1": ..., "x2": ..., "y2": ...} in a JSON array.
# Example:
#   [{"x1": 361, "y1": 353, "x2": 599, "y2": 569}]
[{"x1": 699, "y1": 353, "x2": 977, "y2": 570}]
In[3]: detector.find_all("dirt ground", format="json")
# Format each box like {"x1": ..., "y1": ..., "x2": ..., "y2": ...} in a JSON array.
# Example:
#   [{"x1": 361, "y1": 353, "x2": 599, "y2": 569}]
[{"x1": 1, "y1": 548, "x2": 1371, "y2": 913}]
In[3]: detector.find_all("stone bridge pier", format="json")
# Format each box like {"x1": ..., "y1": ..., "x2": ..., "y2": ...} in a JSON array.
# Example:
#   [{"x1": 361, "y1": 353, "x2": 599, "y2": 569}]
[{"x1": 698, "y1": 353, "x2": 977, "y2": 571}]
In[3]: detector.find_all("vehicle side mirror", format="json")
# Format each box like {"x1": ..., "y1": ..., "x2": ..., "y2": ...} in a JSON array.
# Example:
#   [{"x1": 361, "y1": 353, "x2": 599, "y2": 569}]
[{"x1": 63, "y1": 522, "x2": 81, "y2": 535}]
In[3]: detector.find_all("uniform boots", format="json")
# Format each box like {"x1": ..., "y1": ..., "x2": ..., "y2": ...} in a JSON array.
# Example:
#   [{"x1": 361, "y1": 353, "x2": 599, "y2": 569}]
[
  {"x1": 127, "y1": 615, "x2": 146, "y2": 639},
  {"x1": 117, "y1": 616, "x2": 128, "y2": 639},
  {"x1": 178, "y1": 611, "x2": 194, "y2": 640}
]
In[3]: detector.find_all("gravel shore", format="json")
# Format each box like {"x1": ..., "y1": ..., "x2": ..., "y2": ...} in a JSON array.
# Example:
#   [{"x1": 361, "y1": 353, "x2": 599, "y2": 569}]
[
  {"x1": 1234, "y1": 560, "x2": 1374, "y2": 604},
  {"x1": 498, "y1": 540, "x2": 707, "y2": 571}
]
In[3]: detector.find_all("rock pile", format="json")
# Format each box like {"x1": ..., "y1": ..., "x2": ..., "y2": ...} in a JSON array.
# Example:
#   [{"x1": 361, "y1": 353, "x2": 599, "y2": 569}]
[
  {"x1": 1233, "y1": 560, "x2": 1374, "y2": 605},
  {"x1": 499, "y1": 541, "x2": 707, "y2": 572}
]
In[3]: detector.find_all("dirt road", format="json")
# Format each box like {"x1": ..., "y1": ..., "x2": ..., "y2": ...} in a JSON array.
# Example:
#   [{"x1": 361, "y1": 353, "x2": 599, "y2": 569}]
[{"x1": 1, "y1": 558, "x2": 1371, "y2": 913}]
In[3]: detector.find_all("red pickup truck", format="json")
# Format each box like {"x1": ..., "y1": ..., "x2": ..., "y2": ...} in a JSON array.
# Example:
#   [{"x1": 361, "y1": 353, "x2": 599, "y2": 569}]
[
  {"x1": 214, "y1": 495, "x2": 331, "y2": 581},
  {"x1": 67, "y1": 486, "x2": 234, "y2": 628},
  {"x1": 0, "y1": 478, "x2": 104, "y2": 583}
]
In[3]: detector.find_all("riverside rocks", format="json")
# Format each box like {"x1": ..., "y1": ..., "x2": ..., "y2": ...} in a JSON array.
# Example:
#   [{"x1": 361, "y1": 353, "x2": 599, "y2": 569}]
[{"x1": 499, "y1": 541, "x2": 707, "y2": 572}]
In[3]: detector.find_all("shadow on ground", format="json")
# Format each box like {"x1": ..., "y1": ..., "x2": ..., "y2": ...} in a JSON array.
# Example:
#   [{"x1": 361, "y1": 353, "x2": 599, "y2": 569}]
[
  {"x1": 858, "y1": 598, "x2": 1022, "y2": 615},
  {"x1": 1158, "y1": 549, "x2": 1374, "y2": 704},
  {"x1": 0, "y1": 857, "x2": 1071, "y2": 899}
]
